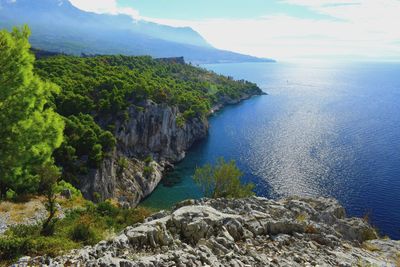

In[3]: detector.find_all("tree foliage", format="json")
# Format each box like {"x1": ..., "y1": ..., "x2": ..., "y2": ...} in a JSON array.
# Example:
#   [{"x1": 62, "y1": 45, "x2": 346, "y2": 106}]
[
  {"x1": 193, "y1": 158, "x2": 255, "y2": 199},
  {"x1": 0, "y1": 26, "x2": 64, "y2": 197},
  {"x1": 33, "y1": 54, "x2": 260, "y2": 185}
]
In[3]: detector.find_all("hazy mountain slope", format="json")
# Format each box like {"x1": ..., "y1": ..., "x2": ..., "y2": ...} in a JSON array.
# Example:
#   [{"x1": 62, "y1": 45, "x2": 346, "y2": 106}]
[{"x1": 0, "y1": 0, "x2": 274, "y2": 63}]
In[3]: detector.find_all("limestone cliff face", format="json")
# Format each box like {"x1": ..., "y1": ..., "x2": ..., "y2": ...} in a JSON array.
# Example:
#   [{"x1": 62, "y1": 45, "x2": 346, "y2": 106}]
[
  {"x1": 79, "y1": 155, "x2": 164, "y2": 207},
  {"x1": 79, "y1": 101, "x2": 208, "y2": 206},
  {"x1": 116, "y1": 101, "x2": 208, "y2": 162}
]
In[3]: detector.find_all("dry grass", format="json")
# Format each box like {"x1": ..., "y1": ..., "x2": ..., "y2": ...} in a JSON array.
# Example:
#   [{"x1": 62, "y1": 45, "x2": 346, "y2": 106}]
[
  {"x1": 395, "y1": 253, "x2": 400, "y2": 267},
  {"x1": 0, "y1": 197, "x2": 46, "y2": 223},
  {"x1": 296, "y1": 213, "x2": 307, "y2": 222},
  {"x1": 361, "y1": 242, "x2": 381, "y2": 252},
  {"x1": 58, "y1": 195, "x2": 87, "y2": 209},
  {"x1": 0, "y1": 202, "x2": 12, "y2": 212}
]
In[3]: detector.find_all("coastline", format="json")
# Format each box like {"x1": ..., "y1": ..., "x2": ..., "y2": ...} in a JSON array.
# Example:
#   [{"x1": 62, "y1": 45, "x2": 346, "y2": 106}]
[{"x1": 140, "y1": 92, "x2": 267, "y2": 209}]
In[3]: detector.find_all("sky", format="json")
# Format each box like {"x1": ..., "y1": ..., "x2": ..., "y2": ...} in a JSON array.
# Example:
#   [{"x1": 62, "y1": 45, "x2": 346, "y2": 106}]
[{"x1": 69, "y1": 0, "x2": 400, "y2": 61}]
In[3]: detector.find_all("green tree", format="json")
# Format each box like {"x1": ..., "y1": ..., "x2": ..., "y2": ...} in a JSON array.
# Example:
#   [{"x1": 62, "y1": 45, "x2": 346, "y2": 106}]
[
  {"x1": 0, "y1": 26, "x2": 64, "y2": 197},
  {"x1": 37, "y1": 163, "x2": 61, "y2": 236},
  {"x1": 193, "y1": 158, "x2": 255, "y2": 199}
]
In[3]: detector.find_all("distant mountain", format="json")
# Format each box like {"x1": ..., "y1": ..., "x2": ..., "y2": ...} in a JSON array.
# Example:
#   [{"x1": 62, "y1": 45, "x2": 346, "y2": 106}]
[{"x1": 0, "y1": 0, "x2": 275, "y2": 63}]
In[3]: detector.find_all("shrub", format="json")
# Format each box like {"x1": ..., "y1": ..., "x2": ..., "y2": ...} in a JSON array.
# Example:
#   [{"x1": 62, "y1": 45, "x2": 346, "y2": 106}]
[
  {"x1": 0, "y1": 237, "x2": 27, "y2": 260},
  {"x1": 92, "y1": 192, "x2": 101, "y2": 203},
  {"x1": 70, "y1": 223, "x2": 96, "y2": 245},
  {"x1": 193, "y1": 157, "x2": 255, "y2": 199},
  {"x1": 143, "y1": 155, "x2": 153, "y2": 165},
  {"x1": 117, "y1": 157, "x2": 129, "y2": 177},
  {"x1": 96, "y1": 201, "x2": 119, "y2": 217},
  {"x1": 88, "y1": 144, "x2": 103, "y2": 168},
  {"x1": 7, "y1": 224, "x2": 40, "y2": 238},
  {"x1": 99, "y1": 131, "x2": 116, "y2": 151},
  {"x1": 5, "y1": 189, "x2": 16, "y2": 201},
  {"x1": 115, "y1": 207, "x2": 152, "y2": 229},
  {"x1": 54, "y1": 180, "x2": 82, "y2": 199},
  {"x1": 143, "y1": 166, "x2": 153, "y2": 177},
  {"x1": 176, "y1": 115, "x2": 186, "y2": 128},
  {"x1": 25, "y1": 236, "x2": 76, "y2": 257}
]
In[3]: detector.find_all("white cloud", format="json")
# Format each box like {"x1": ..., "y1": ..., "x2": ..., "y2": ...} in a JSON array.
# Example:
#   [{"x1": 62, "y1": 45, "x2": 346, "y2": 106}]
[
  {"x1": 69, "y1": 0, "x2": 140, "y2": 18},
  {"x1": 143, "y1": 0, "x2": 400, "y2": 60},
  {"x1": 69, "y1": 0, "x2": 400, "y2": 61}
]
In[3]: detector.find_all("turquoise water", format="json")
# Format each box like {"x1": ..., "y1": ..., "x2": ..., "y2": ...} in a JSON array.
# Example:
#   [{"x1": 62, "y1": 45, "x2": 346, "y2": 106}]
[{"x1": 141, "y1": 62, "x2": 400, "y2": 239}]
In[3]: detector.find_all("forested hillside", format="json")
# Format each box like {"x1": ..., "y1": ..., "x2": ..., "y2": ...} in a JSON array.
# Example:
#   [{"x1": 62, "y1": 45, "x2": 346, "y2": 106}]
[{"x1": 34, "y1": 54, "x2": 262, "y2": 186}]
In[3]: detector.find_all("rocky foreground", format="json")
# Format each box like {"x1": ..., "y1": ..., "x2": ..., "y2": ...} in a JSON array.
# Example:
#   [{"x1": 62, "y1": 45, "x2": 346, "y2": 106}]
[{"x1": 17, "y1": 197, "x2": 400, "y2": 266}]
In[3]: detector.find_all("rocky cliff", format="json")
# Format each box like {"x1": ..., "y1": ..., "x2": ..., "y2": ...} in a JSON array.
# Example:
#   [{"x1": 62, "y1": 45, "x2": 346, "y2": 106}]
[
  {"x1": 78, "y1": 100, "x2": 209, "y2": 207},
  {"x1": 78, "y1": 86, "x2": 262, "y2": 207},
  {"x1": 116, "y1": 101, "x2": 209, "y2": 163},
  {"x1": 18, "y1": 197, "x2": 400, "y2": 266}
]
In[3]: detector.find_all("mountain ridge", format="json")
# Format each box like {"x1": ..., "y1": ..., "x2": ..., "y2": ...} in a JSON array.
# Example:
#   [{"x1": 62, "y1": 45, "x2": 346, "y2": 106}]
[{"x1": 0, "y1": 0, "x2": 275, "y2": 63}]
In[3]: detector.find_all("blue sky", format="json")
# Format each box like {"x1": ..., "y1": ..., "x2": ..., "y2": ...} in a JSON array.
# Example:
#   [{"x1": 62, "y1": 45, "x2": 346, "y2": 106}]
[
  {"x1": 117, "y1": 0, "x2": 332, "y2": 20},
  {"x1": 70, "y1": 0, "x2": 400, "y2": 61}
]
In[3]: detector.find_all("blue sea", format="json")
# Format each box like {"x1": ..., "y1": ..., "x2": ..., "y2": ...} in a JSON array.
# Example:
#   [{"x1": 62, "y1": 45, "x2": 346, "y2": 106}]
[{"x1": 142, "y1": 61, "x2": 400, "y2": 239}]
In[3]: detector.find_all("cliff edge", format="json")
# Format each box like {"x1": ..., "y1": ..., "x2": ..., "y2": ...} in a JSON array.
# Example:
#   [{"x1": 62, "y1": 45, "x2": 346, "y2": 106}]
[
  {"x1": 18, "y1": 197, "x2": 400, "y2": 266},
  {"x1": 79, "y1": 90, "x2": 263, "y2": 207}
]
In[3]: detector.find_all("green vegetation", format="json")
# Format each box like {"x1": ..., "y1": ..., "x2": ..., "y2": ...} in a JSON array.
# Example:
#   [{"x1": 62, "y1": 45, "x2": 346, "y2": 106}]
[
  {"x1": 0, "y1": 200, "x2": 152, "y2": 263},
  {"x1": 36, "y1": 163, "x2": 61, "y2": 236},
  {"x1": 193, "y1": 158, "x2": 255, "y2": 199},
  {"x1": 0, "y1": 27, "x2": 260, "y2": 263},
  {"x1": 0, "y1": 26, "x2": 64, "y2": 198},
  {"x1": 33, "y1": 53, "x2": 259, "y2": 186}
]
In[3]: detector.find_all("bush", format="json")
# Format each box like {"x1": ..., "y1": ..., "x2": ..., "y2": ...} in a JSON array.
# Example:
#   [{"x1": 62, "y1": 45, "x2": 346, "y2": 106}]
[
  {"x1": 54, "y1": 180, "x2": 82, "y2": 199},
  {"x1": 96, "y1": 201, "x2": 119, "y2": 217},
  {"x1": 25, "y1": 236, "x2": 76, "y2": 257},
  {"x1": 7, "y1": 224, "x2": 40, "y2": 238},
  {"x1": 5, "y1": 189, "x2": 16, "y2": 201},
  {"x1": 89, "y1": 144, "x2": 103, "y2": 168},
  {"x1": 0, "y1": 237, "x2": 27, "y2": 260},
  {"x1": 176, "y1": 115, "x2": 186, "y2": 128},
  {"x1": 143, "y1": 155, "x2": 153, "y2": 165},
  {"x1": 143, "y1": 166, "x2": 153, "y2": 177},
  {"x1": 193, "y1": 157, "x2": 255, "y2": 199},
  {"x1": 70, "y1": 223, "x2": 96, "y2": 245},
  {"x1": 117, "y1": 157, "x2": 129, "y2": 177}
]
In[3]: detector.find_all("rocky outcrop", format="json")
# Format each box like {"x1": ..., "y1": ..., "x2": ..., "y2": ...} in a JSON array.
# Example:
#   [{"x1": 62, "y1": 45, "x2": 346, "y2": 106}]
[
  {"x1": 211, "y1": 91, "x2": 266, "y2": 114},
  {"x1": 79, "y1": 155, "x2": 165, "y2": 207},
  {"x1": 20, "y1": 197, "x2": 400, "y2": 266},
  {"x1": 0, "y1": 198, "x2": 65, "y2": 234},
  {"x1": 78, "y1": 100, "x2": 208, "y2": 206}
]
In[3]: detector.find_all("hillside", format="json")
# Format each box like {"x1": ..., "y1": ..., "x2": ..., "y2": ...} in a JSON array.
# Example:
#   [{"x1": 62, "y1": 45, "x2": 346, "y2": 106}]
[
  {"x1": 34, "y1": 53, "x2": 264, "y2": 205},
  {"x1": 0, "y1": 0, "x2": 275, "y2": 64}
]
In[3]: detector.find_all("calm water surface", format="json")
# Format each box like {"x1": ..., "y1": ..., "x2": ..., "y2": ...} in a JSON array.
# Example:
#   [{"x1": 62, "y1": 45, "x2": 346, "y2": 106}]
[{"x1": 142, "y1": 62, "x2": 400, "y2": 239}]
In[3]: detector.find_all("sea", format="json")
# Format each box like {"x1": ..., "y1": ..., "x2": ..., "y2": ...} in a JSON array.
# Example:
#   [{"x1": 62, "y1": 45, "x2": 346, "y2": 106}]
[{"x1": 141, "y1": 61, "x2": 400, "y2": 239}]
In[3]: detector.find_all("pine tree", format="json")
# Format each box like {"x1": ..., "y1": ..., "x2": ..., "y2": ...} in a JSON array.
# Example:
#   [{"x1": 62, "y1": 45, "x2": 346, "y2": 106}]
[{"x1": 0, "y1": 26, "x2": 64, "y2": 197}]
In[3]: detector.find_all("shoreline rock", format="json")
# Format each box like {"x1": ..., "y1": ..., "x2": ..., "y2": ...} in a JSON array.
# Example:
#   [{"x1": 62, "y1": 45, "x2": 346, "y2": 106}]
[{"x1": 18, "y1": 197, "x2": 400, "y2": 266}]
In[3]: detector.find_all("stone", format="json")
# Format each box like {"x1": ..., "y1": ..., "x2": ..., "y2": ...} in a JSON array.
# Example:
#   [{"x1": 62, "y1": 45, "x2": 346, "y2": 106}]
[{"x1": 18, "y1": 197, "x2": 399, "y2": 267}]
